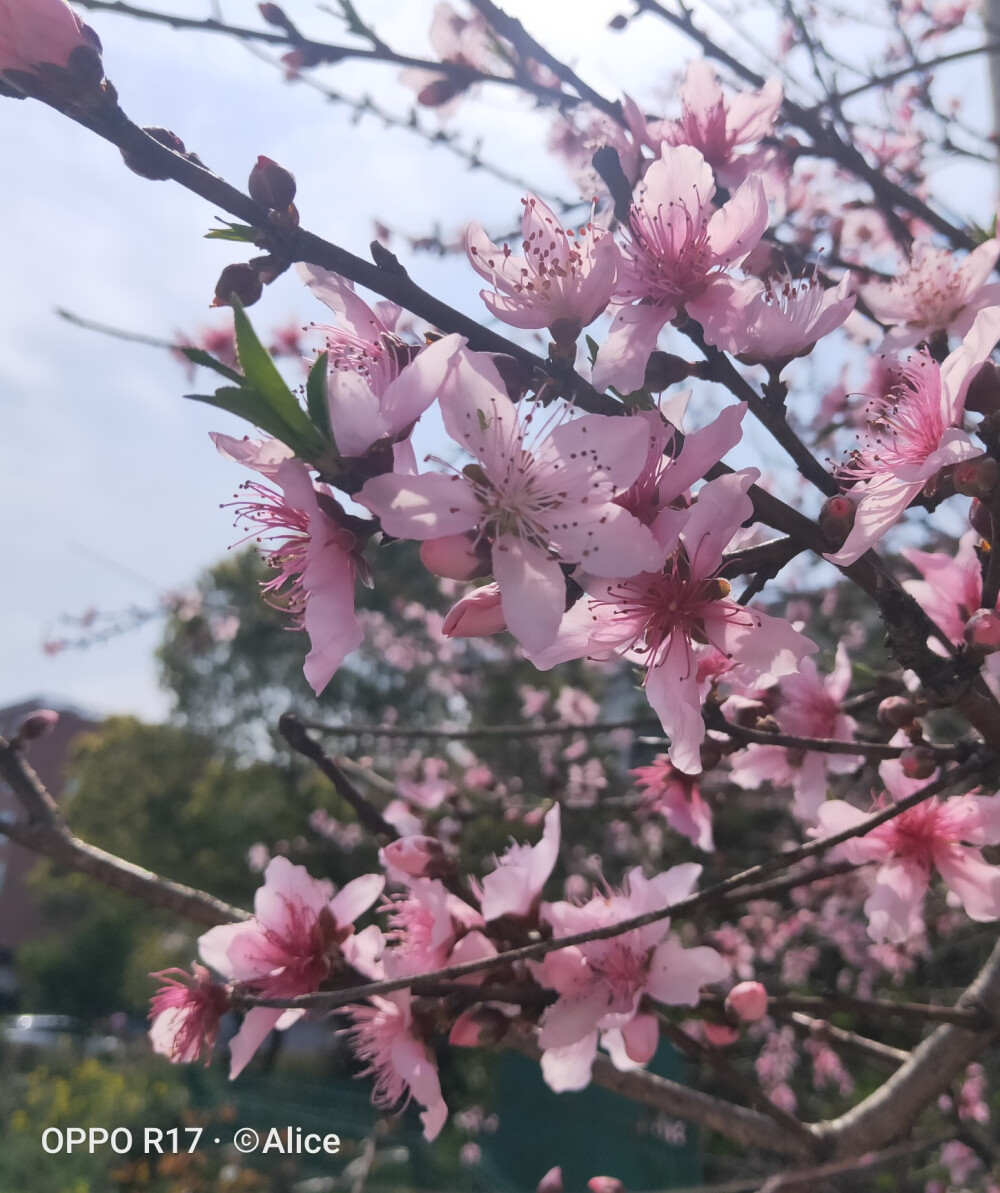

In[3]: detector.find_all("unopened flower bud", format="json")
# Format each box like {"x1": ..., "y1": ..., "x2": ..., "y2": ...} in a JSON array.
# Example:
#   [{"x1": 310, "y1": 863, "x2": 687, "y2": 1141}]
[
  {"x1": 588, "y1": 1177, "x2": 626, "y2": 1193},
  {"x1": 381, "y1": 835, "x2": 447, "y2": 879},
  {"x1": 644, "y1": 351, "x2": 692, "y2": 392},
  {"x1": 417, "y1": 77, "x2": 466, "y2": 107},
  {"x1": 819, "y1": 495, "x2": 856, "y2": 550},
  {"x1": 14, "y1": 708, "x2": 59, "y2": 745},
  {"x1": 420, "y1": 534, "x2": 491, "y2": 581},
  {"x1": 877, "y1": 696, "x2": 916, "y2": 730},
  {"x1": 213, "y1": 263, "x2": 264, "y2": 309},
  {"x1": 725, "y1": 981, "x2": 768, "y2": 1023},
  {"x1": 249, "y1": 155, "x2": 297, "y2": 210},
  {"x1": 703, "y1": 1022, "x2": 739, "y2": 1046},
  {"x1": 536, "y1": 1167, "x2": 564, "y2": 1193},
  {"x1": 953, "y1": 456, "x2": 1000, "y2": 500},
  {"x1": 442, "y1": 584, "x2": 507, "y2": 638},
  {"x1": 964, "y1": 361, "x2": 1000, "y2": 416},
  {"x1": 970, "y1": 499, "x2": 993, "y2": 537},
  {"x1": 899, "y1": 745, "x2": 937, "y2": 781},
  {"x1": 258, "y1": 3, "x2": 290, "y2": 27},
  {"x1": 449, "y1": 1007, "x2": 509, "y2": 1048},
  {"x1": 964, "y1": 608, "x2": 1000, "y2": 653}
]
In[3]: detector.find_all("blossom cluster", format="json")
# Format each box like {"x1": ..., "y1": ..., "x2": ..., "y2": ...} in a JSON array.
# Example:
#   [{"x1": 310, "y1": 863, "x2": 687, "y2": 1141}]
[{"x1": 150, "y1": 819, "x2": 733, "y2": 1140}]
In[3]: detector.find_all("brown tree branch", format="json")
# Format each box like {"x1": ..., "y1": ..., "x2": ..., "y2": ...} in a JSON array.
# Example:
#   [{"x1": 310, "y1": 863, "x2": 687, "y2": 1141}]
[
  {"x1": 657, "y1": 1018, "x2": 822, "y2": 1156},
  {"x1": 241, "y1": 760, "x2": 988, "y2": 1011},
  {"x1": 815, "y1": 931, "x2": 1000, "y2": 1158},
  {"x1": 298, "y1": 715, "x2": 658, "y2": 740},
  {"x1": 279, "y1": 712, "x2": 399, "y2": 842},
  {"x1": 0, "y1": 736, "x2": 247, "y2": 926},
  {"x1": 707, "y1": 706, "x2": 966, "y2": 760},
  {"x1": 790, "y1": 1012, "x2": 910, "y2": 1068},
  {"x1": 508, "y1": 1031, "x2": 813, "y2": 1157}
]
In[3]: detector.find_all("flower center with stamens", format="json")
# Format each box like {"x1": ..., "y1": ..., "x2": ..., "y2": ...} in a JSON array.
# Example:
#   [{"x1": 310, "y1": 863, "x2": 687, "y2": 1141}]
[
  {"x1": 587, "y1": 936, "x2": 651, "y2": 1012},
  {"x1": 622, "y1": 195, "x2": 714, "y2": 306},
  {"x1": 227, "y1": 481, "x2": 312, "y2": 619},
  {"x1": 837, "y1": 354, "x2": 948, "y2": 483}
]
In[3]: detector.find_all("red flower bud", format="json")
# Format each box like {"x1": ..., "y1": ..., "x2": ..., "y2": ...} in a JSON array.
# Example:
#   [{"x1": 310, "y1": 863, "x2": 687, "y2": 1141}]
[
  {"x1": 14, "y1": 708, "x2": 59, "y2": 744},
  {"x1": 588, "y1": 1178, "x2": 627, "y2": 1193},
  {"x1": 971, "y1": 499, "x2": 993, "y2": 537},
  {"x1": 703, "y1": 1022, "x2": 740, "y2": 1047},
  {"x1": 213, "y1": 263, "x2": 264, "y2": 309},
  {"x1": 724, "y1": 981, "x2": 768, "y2": 1023},
  {"x1": 965, "y1": 608, "x2": 1000, "y2": 653},
  {"x1": 877, "y1": 696, "x2": 916, "y2": 730},
  {"x1": 899, "y1": 745, "x2": 937, "y2": 781},
  {"x1": 417, "y1": 77, "x2": 466, "y2": 107},
  {"x1": 536, "y1": 1167, "x2": 564, "y2": 1193},
  {"x1": 819, "y1": 495, "x2": 856, "y2": 550},
  {"x1": 953, "y1": 456, "x2": 1000, "y2": 500},
  {"x1": 249, "y1": 155, "x2": 297, "y2": 210}
]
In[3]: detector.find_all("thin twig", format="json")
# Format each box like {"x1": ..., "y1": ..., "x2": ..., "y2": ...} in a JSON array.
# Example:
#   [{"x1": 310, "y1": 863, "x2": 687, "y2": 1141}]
[
  {"x1": 657, "y1": 1017, "x2": 822, "y2": 1155},
  {"x1": 241, "y1": 760, "x2": 987, "y2": 1010},
  {"x1": 299, "y1": 716, "x2": 657, "y2": 740},
  {"x1": 790, "y1": 1011, "x2": 910, "y2": 1067},
  {"x1": 279, "y1": 712, "x2": 399, "y2": 842},
  {"x1": 0, "y1": 736, "x2": 247, "y2": 926}
]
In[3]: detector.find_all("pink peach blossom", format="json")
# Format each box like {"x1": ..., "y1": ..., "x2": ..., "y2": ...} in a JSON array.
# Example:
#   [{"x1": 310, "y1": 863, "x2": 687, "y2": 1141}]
[
  {"x1": 613, "y1": 403, "x2": 747, "y2": 545},
  {"x1": 815, "y1": 787, "x2": 1000, "y2": 943},
  {"x1": 703, "y1": 271, "x2": 855, "y2": 366},
  {"x1": 213, "y1": 434, "x2": 365, "y2": 694},
  {"x1": 300, "y1": 265, "x2": 457, "y2": 458},
  {"x1": 902, "y1": 531, "x2": 987, "y2": 647},
  {"x1": 0, "y1": 0, "x2": 98, "y2": 77},
  {"x1": 198, "y1": 858, "x2": 384, "y2": 1077},
  {"x1": 828, "y1": 306, "x2": 1000, "y2": 567},
  {"x1": 148, "y1": 964, "x2": 230, "y2": 1065},
  {"x1": 654, "y1": 60, "x2": 783, "y2": 188},
  {"x1": 360, "y1": 342, "x2": 664, "y2": 653},
  {"x1": 728, "y1": 641, "x2": 863, "y2": 822},
  {"x1": 531, "y1": 864, "x2": 728, "y2": 1091},
  {"x1": 346, "y1": 986, "x2": 449, "y2": 1140},
  {"x1": 384, "y1": 877, "x2": 489, "y2": 974},
  {"x1": 593, "y1": 145, "x2": 768, "y2": 393},
  {"x1": 466, "y1": 196, "x2": 619, "y2": 339},
  {"x1": 631, "y1": 756, "x2": 714, "y2": 851},
  {"x1": 529, "y1": 471, "x2": 816, "y2": 774},
  {"x1": 473, "y1": 803, "x2": 560, "y2": 921},
  {"x1": 860, "y1": 240, "x2": 1000, "y2": 352},
  {"x1": 381, "y1": 836, "x2": 447, "y2": 880}
]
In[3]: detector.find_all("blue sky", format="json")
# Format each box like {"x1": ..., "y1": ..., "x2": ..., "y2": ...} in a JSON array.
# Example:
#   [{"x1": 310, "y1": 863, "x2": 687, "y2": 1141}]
[{"x1": 1, "y1": 1, "x2": 993, "y2": 721}]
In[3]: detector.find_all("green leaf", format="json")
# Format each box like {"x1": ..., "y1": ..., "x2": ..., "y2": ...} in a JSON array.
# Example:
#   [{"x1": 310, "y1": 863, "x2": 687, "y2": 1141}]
[
  {"x1": 585, "y1": 334, "x2": 600, "y2": 367},
  {"x1": 305, "y1": 352, "x2": 336, "y2": 449},
  {"x1": 205, "y1": 222, "x2": 258, "y2": 243},
  {"x1": 231, "y1": 299, "x2": 324, "y2": 450},
  {"x1": 179, "y1": 346, "x2": 244, "y2": 384},
  {"x1": 185, "y1": 387, "x2": 312, "y2": 449}
]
